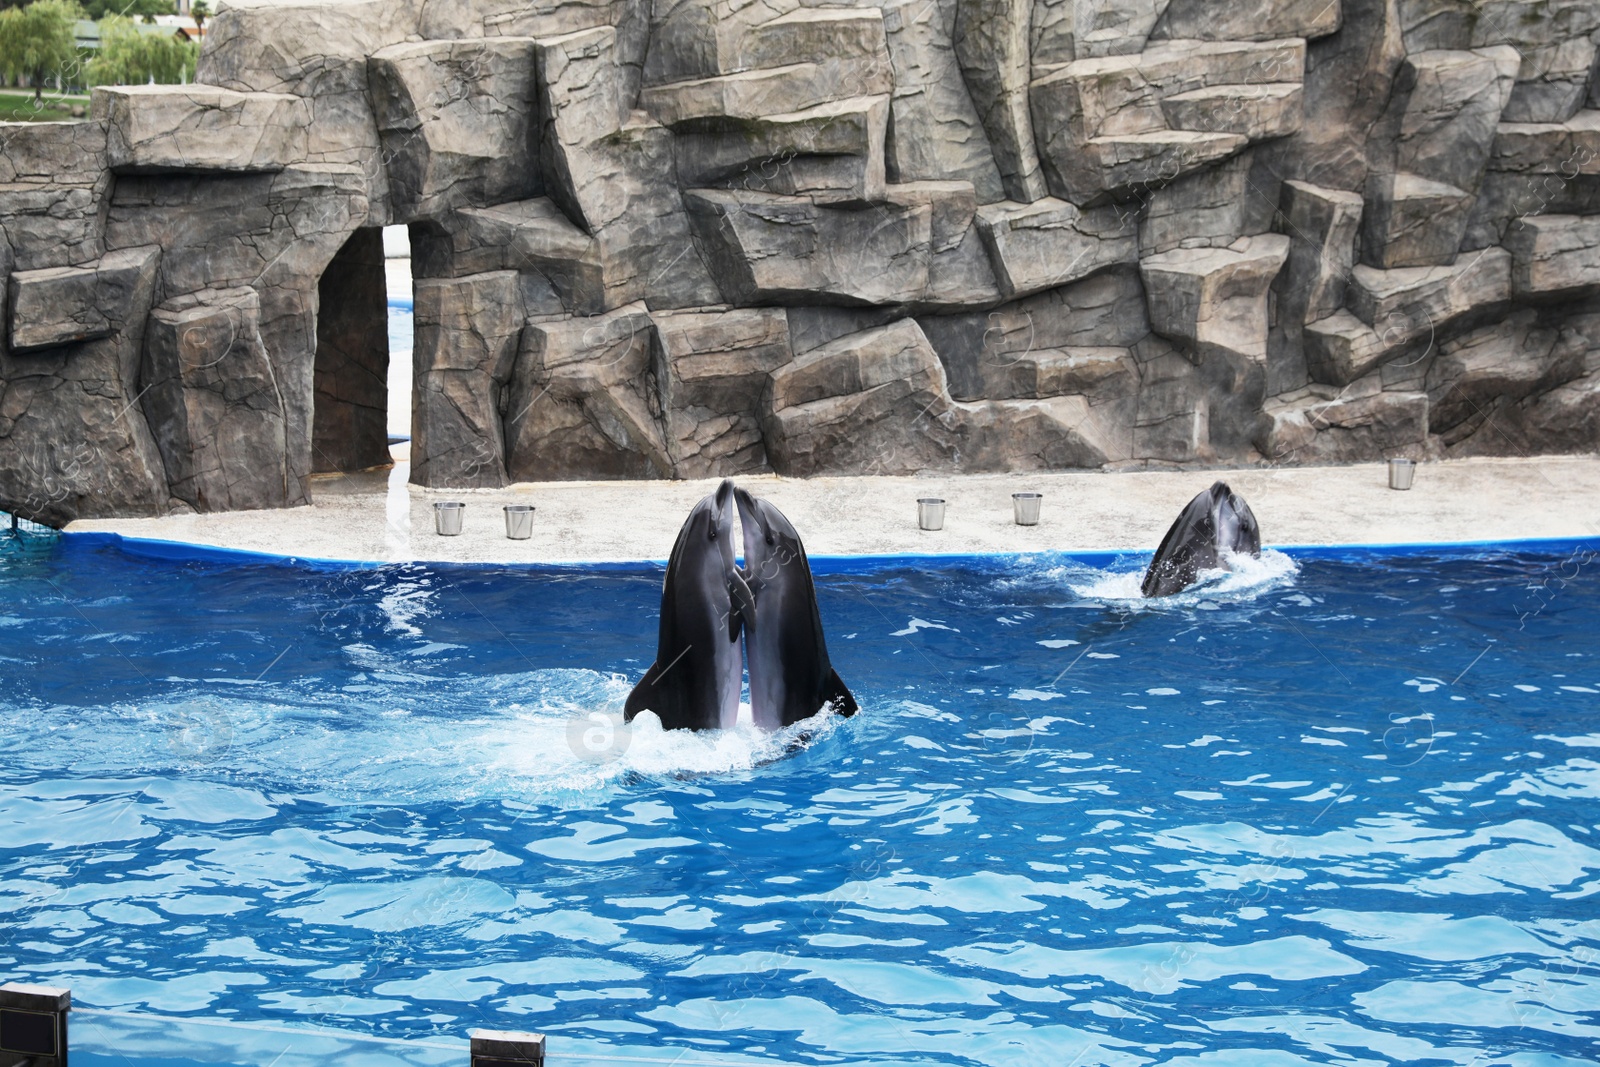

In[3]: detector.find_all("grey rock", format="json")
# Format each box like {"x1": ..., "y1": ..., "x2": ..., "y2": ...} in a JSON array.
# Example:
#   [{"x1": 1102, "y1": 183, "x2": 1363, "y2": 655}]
[
  {"x1": 418, "y1": 198, "x2": 606, "y2": 313},
  {"x1": 966, "y1": 344, "x2": 1139, "y2": 400},
  {"x1": 653, "y1": 306, "x2": 791, "y2": 476},
  {"x1": 640, "y1": 0, "x2": 794, "y2": 86},
  {"x1": 312, "y1": 228, "x2": 391, "y2": 475},
  {"x1": 197, "y1": 0, "x2": 423, "y2": 224},
  {"x1": 0, "y1": 245, "x2": 169, "y2": 525},
  {"x1": 1268, "y1": 179, "x2": 1361, "y2": 394},
  {"x1": 1425, "y1": 311, "x2": 1580, "y2": 437},
  {"x1": 685, "y1": 188, "x2": 932, "y2": 306},
  {"x1": 95, "y1": 85, "x2": 310, "y2": 174},
  {"x1": 1138, "y1": 153, "x2": 1257, "y2": 256},
  {"x1": 1470, "y1": 0, "x2": 1600, "y2": 124},
  {"x1": 1359, "y1": 46, "x2": 1518, "y2": 267},
  {"x1": 142, "y1": 285, "x2": 292, "y2": 510},
  {"x1": 1398, "y1": 0, "x2": 1475, "y2": 51},
  {"x1": 640, "y1": 61, "x2": 892, "y2": 126},
  {"x1": 367, "y1": 38, "x2": 540, "y2": 224},
  {"x1": 1503, "y1": 214, "x2": 1600, "y2": 297},
  {"x1": 975, "y1": 197, "x2": 1136, "y2": 298},
  {"x1": 1131, "y1": 336, "x2": 1208, "y2": 461},
  {"x1": 1290, "y1": 0, "x2": 1406, "y2": 191},
  {"x1": 1305, "y1": 246, "x2": 1512, "y2": 383},
  {"x1": 0, "y1": 121, "x2": 110, "y2": 272},
  {"x1": 891, "y1": 181, "x2": 1005, "y2": 308},
  {"x1": 918, "y1": 265, "x2": 1150, "y2": 396},
  {"x1": 105, "y1": 165, "x2": 371, "y2": 502},
  {"x1": 1029, "y1": 0, "x2": 1075, "y2": 66},
  {"x1": 410, "y1": 271, "x2": 523, "y2": 488},
  {"x1": 1488, "y1": 110, "x2": 1600, "y2": 174},
  {"x1": 783, "y1": 306, "x2": 908, "y2": 358},
  {"x1": 9, "y1": 247, "x2": 162, "y2": 354},
  {"x1": 418, "y1": 0, "x2": 621, "y2": 40},
  {"x1": 535, "y1": 28, "x2": 630, "y2": 233},
  {"x1": 738, "y1": 7, "x2": 889, "y2": 71},
  {"x1": 962, "y1": 393, "x2": 1130, "y2": 467},
  {"x1": 882, "y1": 0, "x2": 1006, "y2": 202},
  {"x1": 954, "y1": 0, "x2": 1050, "y2": 201},
  {"x1": 1158, "y1": 83, "x2": 1304, "y2": 140},
  {"x1": 1346, "y1": 246, "x2": 1513, "y2": 329},
  {"x1": 1275, "y1": 179, "x2": 1363, "y2": 326},
  {"x1": 591, "y1": 117, "x2": 725, "y2": 311},
  {"x1": 1461, "y1": 170, "x2": 1600, "y2": 250},
  {"x1": 1360, "y1": 172, "x2": 1477, "y2": 269},
  {"x1": 1064, "y1": 0, "x2": 1171, "y2": 60},
  {"x1": 1030, "y1": 38, "x2": 1303, "y2": 204},
  {"x1": 672, "y1": 95, "x2": 889, "y2": 203},
  {"x1": 503, "y1": 302, "x2": 671, "y2": 480},
  {"x1": 1153, "y1": 0, "x2": 1340, "y2": 41},
  {"x1": 1257, "y1": 385, "x2": 1430, "y2": 462},
  {"x1": 762, "y1": 317, "x2": 961, "y2": 475},
  {"x1": 1139, "y1": 234, "x2": 1291, "y2": 362},
  {"x1": 1382, "y1": 48, "x2": 1519, "y2": 191}
]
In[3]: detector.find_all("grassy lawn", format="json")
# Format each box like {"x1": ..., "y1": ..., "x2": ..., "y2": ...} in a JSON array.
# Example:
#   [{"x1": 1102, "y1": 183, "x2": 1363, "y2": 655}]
[{"x1": 0, "y1": 90, "x2": 91, "y2": 122}]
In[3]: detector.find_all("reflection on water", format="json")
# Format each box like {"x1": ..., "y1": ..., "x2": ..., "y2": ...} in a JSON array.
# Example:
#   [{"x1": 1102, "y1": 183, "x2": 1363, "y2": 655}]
[{"x1": 1, "y1": 537, "x2": 1598, "y2": 1066}]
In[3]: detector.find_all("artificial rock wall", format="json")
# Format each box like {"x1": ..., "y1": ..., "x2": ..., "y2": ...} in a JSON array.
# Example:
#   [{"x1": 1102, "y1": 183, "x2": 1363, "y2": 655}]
[{"x1": 3, "y1": 0, "x2": 1600, "y2": 523}]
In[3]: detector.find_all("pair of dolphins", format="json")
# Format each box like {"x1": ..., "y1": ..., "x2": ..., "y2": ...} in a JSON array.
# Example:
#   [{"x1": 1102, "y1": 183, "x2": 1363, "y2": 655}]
[{"x1": 624, "y1": 480, "x2": 857, "y2": 732}]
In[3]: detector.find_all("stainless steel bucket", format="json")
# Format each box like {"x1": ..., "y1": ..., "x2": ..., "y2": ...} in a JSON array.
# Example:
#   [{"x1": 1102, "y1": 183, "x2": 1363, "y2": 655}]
[
  {"x1": 433, "y1": 501, "x2": 464, "y2": 535},
  {"x1": 1388, "y1": 458, "x2": 1417, "y2": 491},
  {"x1": 1013, "y1": 493, "x2": 1042, "y2": 526},
  {"x1": 918, "y1": 498, "x2": 946, "y2": 531},
  {"x1": 504, "y1": 504, "x2": 534, "y2": 540}
]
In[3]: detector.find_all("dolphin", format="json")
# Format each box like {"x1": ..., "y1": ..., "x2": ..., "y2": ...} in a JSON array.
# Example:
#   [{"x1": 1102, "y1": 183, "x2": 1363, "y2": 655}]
[
  {"x1": 1140, "y1": 481, "x2": 1262, "y2": 598},
  {"x1": 734, "y1": 486, "x2": 857, "y2": 730},
  {"x1": 625, "y1": 479, "x2": 755, "y2": 730}
]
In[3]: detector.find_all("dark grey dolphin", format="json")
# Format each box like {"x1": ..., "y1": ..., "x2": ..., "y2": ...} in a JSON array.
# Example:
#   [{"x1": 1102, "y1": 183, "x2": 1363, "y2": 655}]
[
  {"x1": 1140, "y1": 481, "x2": 1262, "y2": 598},
  {"x1": 625, "y1": 480, "x2": 754, "y2": 730},
  {"x1": 734, "y1": 487, "x2": 856, "y2": 730}
]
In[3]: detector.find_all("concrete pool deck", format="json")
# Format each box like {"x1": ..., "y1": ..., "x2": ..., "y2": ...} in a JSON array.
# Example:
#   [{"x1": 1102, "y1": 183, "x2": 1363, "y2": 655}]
[{"x1": 63, "y1": 450, "x2": 1600, "y2": 564}]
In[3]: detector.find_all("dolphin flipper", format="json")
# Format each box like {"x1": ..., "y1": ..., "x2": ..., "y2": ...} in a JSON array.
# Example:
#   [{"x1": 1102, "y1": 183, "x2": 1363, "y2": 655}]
[
  {"x1": 824, "y1": 668, "x2": 858, "y2": 717},
  {"x1": 623, "y1": 665, "x2": 657, "y2": 723}
]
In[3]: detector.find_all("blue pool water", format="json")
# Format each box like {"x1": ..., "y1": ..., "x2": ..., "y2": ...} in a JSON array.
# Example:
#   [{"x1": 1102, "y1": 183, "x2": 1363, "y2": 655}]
[{"x1": 2, "y1": 531, "x2": 1599, "y2": 1066}]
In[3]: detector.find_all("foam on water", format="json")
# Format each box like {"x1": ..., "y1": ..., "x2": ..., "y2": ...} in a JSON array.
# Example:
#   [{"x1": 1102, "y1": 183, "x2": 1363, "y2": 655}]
[{"x1": 1065, "y1": 548, "x2": 1301, "y2": 604}]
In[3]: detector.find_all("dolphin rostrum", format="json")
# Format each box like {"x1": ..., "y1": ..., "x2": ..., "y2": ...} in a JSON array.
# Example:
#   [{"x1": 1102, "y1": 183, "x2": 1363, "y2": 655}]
[
  {"x1": 625, "y1": 479, "x2": 754, "y2": 730},
  {"x1": 1140, "y1": 481, "x2": 1262, "y2": 598},
  {"x1": 734, "y1": 486, "x2": 856, "y2": 730}
]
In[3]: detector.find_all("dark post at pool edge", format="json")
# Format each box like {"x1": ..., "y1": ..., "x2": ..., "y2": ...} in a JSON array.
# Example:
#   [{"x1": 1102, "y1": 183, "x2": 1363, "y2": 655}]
[
  {"x1": 0, "y1": 982, "x2": 70, "y2": 1067},
  {"x1": 470, "y1": 1028, "x2": 547, "y2": 1067}
]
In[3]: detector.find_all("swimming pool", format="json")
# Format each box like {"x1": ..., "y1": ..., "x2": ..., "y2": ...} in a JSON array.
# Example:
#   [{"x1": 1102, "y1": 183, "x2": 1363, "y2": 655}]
[{"x1": 2, "y1": 531, "x2": 1598, "y2": 1065}]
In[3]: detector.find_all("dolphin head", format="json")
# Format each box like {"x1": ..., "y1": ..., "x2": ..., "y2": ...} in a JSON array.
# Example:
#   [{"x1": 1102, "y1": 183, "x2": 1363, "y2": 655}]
[
  {"x1": 1209, "y1": 482, "x2": 1261, "y2": 559},
  {"x1": 734, "y1": 487, "x2": 803, "y2": 588},
  {"x1": 677, "y1": 479, "x2": 738, "y2": 573}
]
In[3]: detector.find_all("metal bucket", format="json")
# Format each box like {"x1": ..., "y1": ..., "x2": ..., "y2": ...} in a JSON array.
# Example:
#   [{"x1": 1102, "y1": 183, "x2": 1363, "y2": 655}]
[
  {"x1": 918, "y1": 498, "x2": 946, "y2": 531},
  {"x1": 1012, "y1": 492, "x2": 1042, "y2": 526},
  {"x1": 1387, "y1": 458, "x2": 1417, "y2": 491},
  {"x1": 504, "y1": 504, "x2": 535, "y2": 540},
  {"x1": 433, "y1": 501, "x2": 464, "y2": 536}
]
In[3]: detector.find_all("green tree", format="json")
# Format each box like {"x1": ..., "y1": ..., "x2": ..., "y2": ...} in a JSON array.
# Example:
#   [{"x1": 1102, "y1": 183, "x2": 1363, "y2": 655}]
[
  {"x1": 88, "y1": 14, "x2": 194, "y2": 85},
  {"x1": 79, "y1": 0, "x2": 172, "y2": 18},
  {"x1": 188, "y1": 0, "x2": 205, "y2": 31},
  {"x1": 0, "y1": 1, "x2": 81, "y2": 103}
]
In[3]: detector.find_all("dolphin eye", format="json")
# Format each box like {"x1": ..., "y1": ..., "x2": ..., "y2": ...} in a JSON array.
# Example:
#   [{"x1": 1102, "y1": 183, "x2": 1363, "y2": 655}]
[
  {"x1": 709, "y1": 528, "x2": 717, "y2": 540},
  {"x1": 766, "y1": 534, "x2": 775, "y2": 546}
]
